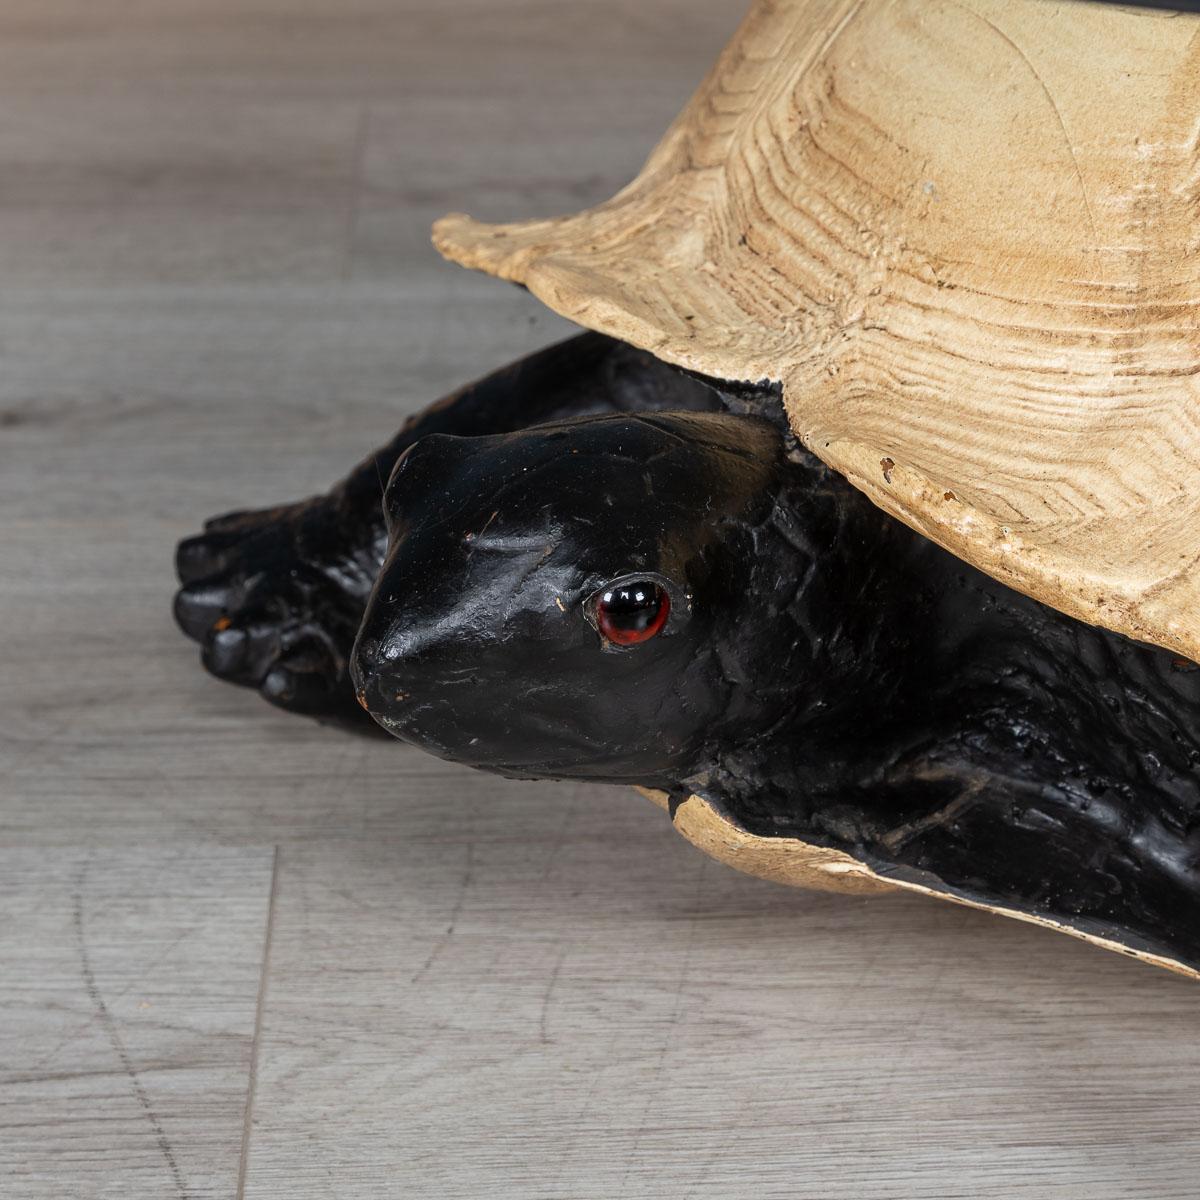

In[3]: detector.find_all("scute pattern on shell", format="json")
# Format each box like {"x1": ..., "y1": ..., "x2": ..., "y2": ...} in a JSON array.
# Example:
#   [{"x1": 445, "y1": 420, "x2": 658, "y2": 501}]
[{"x1": 434, "y1": 0, "x2": 1200, "y2": 663}]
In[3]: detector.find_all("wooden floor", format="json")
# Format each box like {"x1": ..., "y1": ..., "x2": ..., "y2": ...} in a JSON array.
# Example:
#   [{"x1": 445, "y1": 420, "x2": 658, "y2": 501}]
[{"x1": 2, "y1": 3, "x2": 1198, "y2": 1196}]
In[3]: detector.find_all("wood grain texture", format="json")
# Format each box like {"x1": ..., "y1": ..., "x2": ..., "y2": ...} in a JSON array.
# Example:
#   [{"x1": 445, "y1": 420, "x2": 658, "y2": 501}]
[
  {"x1": 435, "y1": 0, "x2": 1200, "y2": 664},
  {"x1": 0, "y1": 847, "x2": 274, "y2": 1199},
  {"x1": 4, "y1": 1, "x2": 1200, "y2": 1196}
]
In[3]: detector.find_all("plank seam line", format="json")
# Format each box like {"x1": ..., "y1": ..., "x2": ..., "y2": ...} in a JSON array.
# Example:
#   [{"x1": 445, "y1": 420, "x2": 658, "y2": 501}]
[{"x1": 237, "y1": 844, "x2": 280, "y2": 1200}]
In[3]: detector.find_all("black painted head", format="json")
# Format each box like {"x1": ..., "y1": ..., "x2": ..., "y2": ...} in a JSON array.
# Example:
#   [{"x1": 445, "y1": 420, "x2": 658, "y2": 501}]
[{"x1": 350, "y1": 411, "x2": 788, "y2": 784}]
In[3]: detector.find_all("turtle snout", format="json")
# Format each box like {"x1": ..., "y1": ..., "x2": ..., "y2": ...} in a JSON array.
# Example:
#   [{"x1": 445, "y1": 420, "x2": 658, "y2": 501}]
[
  {"x1": 348, "y1": 632, "x2": 415, "y2": 719},
  {"x1": 350, "y1": 621, "x2": 506, "y2": 759},
  {"x1": 350, "y1": 622, "x2": 470, "y2": 740}
]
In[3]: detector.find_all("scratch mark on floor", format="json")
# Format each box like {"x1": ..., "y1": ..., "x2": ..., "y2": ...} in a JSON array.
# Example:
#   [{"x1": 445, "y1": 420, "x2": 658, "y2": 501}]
[
  {"x1": 411, "y1": 840, "x2": 474, "y2": 984},
  {"x1": 29, "y1": 924, "x2": 194, "y2": 1074},
  {"x1": 538, "y1": 948, "x2": 566, "y2": 1045},
  {"x1": 72, "y1": 856, "x2": 191, "y2": 1200}
]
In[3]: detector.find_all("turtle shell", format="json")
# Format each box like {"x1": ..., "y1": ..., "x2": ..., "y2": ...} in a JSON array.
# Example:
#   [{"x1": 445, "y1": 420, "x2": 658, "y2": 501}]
[
  {"x1": 433, "y1": 0, "x2": 1200, "y2": 978},
  {"x1": 434, "y1": 0, "x2": 1200, "y2": 666}
]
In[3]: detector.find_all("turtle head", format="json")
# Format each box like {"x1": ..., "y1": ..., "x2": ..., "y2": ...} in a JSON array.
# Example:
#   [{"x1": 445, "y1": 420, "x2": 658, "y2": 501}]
[{"x1": 349, "y1": 410, "x2": 791, "y2": 785}]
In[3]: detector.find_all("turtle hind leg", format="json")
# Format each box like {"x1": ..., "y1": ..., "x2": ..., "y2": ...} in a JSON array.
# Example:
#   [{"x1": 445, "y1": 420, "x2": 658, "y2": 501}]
[{"x1": 174, "y1": 494, "x2": 387, "y2": 730}]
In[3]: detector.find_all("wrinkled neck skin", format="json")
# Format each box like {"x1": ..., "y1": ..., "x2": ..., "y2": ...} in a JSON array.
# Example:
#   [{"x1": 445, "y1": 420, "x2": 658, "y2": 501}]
[
  {"x1": 669, "y1": 437, "x2": 918, "y2": 793},
  {"x1": 685, "y1": 403, "x2": 1200, "y2": 967}
]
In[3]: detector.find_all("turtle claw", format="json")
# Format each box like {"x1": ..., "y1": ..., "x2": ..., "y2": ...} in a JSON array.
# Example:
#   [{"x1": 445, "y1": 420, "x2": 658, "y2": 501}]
[
  {"x1": 173, "y1": 497, "x2": 383, "y2": 728},
  {"x1": 173, "y1": 569, "x2": 249, "y2": 641},
  {"x1": 261, "y1": 642, "x2": 348, "y2": 715},
  {"x1": 175, "y1": 504, "x2": 294, "y2": 585}
]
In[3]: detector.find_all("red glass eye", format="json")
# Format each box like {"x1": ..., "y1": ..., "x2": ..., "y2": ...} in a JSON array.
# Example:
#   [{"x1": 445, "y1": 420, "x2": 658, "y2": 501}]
[{"x1": 594, "y1": 580, "x2": 670, "y2": 646}]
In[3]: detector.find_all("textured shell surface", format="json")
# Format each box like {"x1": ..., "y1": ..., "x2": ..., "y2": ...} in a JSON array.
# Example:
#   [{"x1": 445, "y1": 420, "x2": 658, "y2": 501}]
[{"x1": 435, "y1": 0, "x2": 1200, "y2": 664}]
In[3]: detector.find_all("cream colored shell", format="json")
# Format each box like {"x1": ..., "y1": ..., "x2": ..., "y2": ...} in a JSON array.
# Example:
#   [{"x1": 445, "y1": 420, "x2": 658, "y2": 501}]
[{"x1": 435, "y1": 0, "x2": 1200, "y2": 664}]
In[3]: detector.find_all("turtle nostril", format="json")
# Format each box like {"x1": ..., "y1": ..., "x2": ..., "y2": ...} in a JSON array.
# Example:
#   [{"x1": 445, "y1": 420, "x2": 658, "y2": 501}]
[
  {"x1": 351, "y1": 666, "x2": 393, "y2": 716},
  {"x1": 350, "y1": 635, "x2": 416, "y2": 717},
  {"x1": 353, "y1": 632, "x2": 380, "y2": 662},
  {"x1": 349, "y1": 638, "x2": 379, "y2": 699}
]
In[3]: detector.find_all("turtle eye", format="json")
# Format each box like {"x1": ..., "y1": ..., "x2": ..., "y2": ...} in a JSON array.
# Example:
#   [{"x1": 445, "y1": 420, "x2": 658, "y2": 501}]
[{"x1": 591, "y1": 580, "x2": 670, "y2": 646}]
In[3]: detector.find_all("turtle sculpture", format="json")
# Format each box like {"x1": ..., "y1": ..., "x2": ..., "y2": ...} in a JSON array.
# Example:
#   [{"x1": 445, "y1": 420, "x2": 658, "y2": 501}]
[{"x1": 174, "y1": 0, "x2": 1200, "y2": 979}]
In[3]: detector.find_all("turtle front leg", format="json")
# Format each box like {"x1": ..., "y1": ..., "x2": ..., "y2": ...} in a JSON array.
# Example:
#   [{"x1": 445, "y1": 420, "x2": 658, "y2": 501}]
[
  {"x1": 174, "y1": 332, "x2": 721, "y2": 724},
  {"x1": 174, "y1": 490, "x2": 386, "y2": 725}
]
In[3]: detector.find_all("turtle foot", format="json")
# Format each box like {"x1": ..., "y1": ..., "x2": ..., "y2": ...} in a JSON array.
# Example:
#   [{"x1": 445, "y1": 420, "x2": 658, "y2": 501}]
[{"x1": 173, "y1": 496, "x2": 385, "y2": 729}]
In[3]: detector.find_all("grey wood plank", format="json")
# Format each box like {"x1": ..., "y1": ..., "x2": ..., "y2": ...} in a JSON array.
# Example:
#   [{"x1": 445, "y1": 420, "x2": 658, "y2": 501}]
[
  {"x1": 0, "y1": 282, "x2": 576, "y2": 523},
  {"x1": 0, "y1": 846, "x2": 275, "y2": 1199},
  {"x1": 0, "y1": 0, "x2": 734, "y2": 286},
  {"x1": 241, "y1": 830, "x2": 1200, "y2": 1200},
  {"x1": 0, "y1": 92, "x2": 362, "y2": 284},
  {"x1": 0, "y1": 2, "x2": 736, "y2": 105}
]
